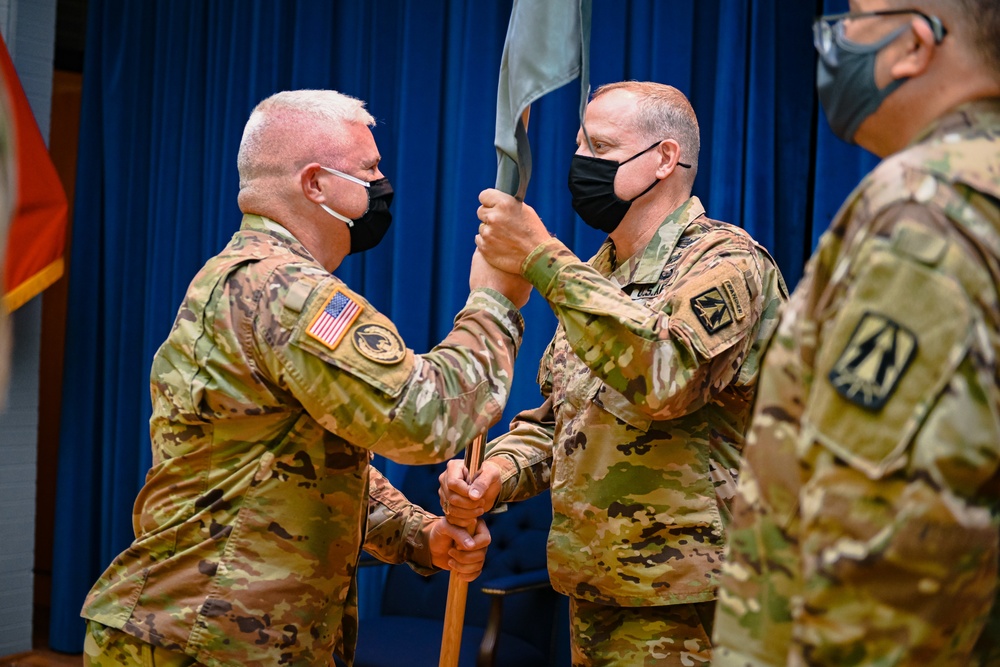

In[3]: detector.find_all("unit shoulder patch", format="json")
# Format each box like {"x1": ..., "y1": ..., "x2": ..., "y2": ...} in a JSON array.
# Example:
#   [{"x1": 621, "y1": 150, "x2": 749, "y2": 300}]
[
  {"x1": 672, "y1": 258, "x2": 757, "y2": 359},
  {"x1": 828, "y1": 311, "x2": 917, "y2": 411},
  {"x1": 690, "y1": 287, "x2": 734, "y2": 334},
  {"x1": 352, "y1": 323, "x2": 406, "y2": 365}
]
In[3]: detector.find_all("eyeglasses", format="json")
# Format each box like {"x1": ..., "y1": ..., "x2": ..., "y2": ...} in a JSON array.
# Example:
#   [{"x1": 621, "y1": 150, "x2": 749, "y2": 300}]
[{"x1": 813, "y1": 9, "x2": 947, "y2": 58}]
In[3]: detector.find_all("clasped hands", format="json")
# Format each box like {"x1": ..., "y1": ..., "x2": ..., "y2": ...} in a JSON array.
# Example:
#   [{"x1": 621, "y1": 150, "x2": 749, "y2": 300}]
[
  {"x1": 468, "y1": 189, "x2": 552, "y2": 309},
  {"x1": 429, "y1": 458, "x2": 504, "y2": 582},
  {"x1": 438, "y1": 458, "x2": 505, "y2": 557},
  {"x1": 475, "y1": 189, "x2": 552, "y2": 275},
  {"x1": 427, "y1": 514, "x2": 491, "y2": 582},
  {"x1": 447, "y1": 191, "x2": 550, "y2": 577}
]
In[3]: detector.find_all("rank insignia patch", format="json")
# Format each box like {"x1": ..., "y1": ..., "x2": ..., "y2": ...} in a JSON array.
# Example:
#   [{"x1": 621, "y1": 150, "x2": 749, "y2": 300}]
[
  {"x1": 307, "y1": 289, "x2": 363, "y2": 350},
  {"x1": 353, "y1": 323, "x2": 405, "y2": 364},
  {"x1": 829, "y1": 312, "x2": 917, "y2": 411},
  {"x1": 691, "y1": 287, "x2": 734, "y2": 334}
]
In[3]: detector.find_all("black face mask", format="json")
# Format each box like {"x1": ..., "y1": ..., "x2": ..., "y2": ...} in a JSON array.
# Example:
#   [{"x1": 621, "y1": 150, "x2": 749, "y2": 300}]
[
  {"x1": 346, "y1": 177, "x2": 394, "y2": 254},
  {"x1": 319, "y1": 168, "x2": 395, "y2": 254},
  {"x1": 568, "y1": 141, "x2": 688, "y2": 233},
  {"x1": 815, "y1": 23, "x2": 909, "y2": 143}
]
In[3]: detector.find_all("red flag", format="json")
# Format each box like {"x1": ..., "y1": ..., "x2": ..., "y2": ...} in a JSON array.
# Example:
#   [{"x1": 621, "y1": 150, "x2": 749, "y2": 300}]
[{"x1": 0, "y1": 32, "x2": 68, "y2": 312}]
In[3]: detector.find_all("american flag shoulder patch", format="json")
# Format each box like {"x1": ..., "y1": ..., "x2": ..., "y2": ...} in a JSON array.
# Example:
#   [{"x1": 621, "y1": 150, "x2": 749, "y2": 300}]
[{"x1": 306, "y1": 289, "x2": 364, "y2": 350}]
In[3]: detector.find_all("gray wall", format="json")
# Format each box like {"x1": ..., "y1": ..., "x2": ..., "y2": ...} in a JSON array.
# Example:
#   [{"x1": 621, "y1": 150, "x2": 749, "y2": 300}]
[{"x1": 0, "y1": 0, "x2": 57, "y2": 656}]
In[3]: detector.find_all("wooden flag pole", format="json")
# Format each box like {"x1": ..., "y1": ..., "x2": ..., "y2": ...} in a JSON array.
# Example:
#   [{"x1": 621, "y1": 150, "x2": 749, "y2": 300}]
[
  {"x1": 438, "y1": 104, "x2": 532, "y2": 667},
  {"x1": 438, "y1": 432, "x2": 486, "y2": 667}
]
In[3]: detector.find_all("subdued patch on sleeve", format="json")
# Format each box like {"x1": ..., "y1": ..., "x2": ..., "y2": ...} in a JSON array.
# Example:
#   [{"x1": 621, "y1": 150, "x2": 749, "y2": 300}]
[
  {"x1": 806, "y1": 241, "x2": 971, "y2": 479},
  {"x1": 672, "y1": 260, "x2": 756, "y2": 358}
]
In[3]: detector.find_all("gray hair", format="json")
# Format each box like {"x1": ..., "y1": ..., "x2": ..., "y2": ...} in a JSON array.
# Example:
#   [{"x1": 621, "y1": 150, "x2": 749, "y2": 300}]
[
  {"x1": 237, "y1": 90, "x2": 376, "y2": 186},
  {"x1": 592, "y1": 81, "x2": 701, "y2": 177}
]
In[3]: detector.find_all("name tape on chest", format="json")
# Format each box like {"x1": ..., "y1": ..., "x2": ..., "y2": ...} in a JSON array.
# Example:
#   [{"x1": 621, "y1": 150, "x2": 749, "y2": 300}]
[{"x1": 631, "y1": 283, "x2": 664, "y2": 300}]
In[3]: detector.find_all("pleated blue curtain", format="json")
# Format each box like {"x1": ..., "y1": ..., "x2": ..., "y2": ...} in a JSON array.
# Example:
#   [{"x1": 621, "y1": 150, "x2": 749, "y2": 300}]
[{"x1": 50, "y1": 0, "x2": 872, "y2": 652}]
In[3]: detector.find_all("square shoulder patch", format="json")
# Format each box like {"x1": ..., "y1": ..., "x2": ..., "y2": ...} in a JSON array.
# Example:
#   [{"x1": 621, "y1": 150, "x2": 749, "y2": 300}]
[
  {"x1": 828, "y1": 311, "x2": 917, "y2": 411},
  {"x1": 690, "y1": 287, "x2": 734, "y2": 334},
  {"x1": 306, "y1": 289, "x2": 364, "y2": 350}
]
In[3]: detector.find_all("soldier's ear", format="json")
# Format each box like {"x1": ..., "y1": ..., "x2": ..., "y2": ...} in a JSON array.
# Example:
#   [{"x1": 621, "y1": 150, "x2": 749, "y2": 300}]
[
  {"x1": 890, "y1": 17, "x2": 936, "y2": 80},
  {"x1": 300, "y1": 163, "x2": 325, "y2": 203},
  {"x1": 654, "y1": 139, "x2": 683, "y2": 179}
]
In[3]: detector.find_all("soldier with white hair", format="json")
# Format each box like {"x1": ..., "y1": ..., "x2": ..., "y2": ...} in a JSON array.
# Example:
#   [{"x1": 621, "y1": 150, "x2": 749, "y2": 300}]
[{"x1": 81, "y1": 89, "x2": 531, "y2": 667}]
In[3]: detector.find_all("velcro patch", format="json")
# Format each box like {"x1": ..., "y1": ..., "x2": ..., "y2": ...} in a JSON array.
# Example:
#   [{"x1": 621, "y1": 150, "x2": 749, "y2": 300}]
[
  {"x1": 828, "y1": 312, "x2": 917, "y2": 411},
  {"x1": 690, "y1": 287, "x2": 734, "y2": 334},
  {"x1": 306, "y1": 289, "x2": 363, "y2": 350},
  {"x1": 722, "y1": 279, "x2": 746, "y2": 320},
  {"x1": 352, "y1": 323, "x2": 406, "y2": 365},
  {"x1": 284, "y1": 281, "x2": 312, "y2": 313}
]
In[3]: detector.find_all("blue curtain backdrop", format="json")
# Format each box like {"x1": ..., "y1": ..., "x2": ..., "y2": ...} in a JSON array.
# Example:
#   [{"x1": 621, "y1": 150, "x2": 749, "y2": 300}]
[{"x1": 50, "y1": 0, "x2": 871, "y2": 652}]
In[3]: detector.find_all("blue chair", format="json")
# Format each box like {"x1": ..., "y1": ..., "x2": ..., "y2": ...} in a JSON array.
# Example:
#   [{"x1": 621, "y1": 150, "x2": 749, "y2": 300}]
[{"x1": 350, "y1": 460, "x2": 570, "y2": 667}]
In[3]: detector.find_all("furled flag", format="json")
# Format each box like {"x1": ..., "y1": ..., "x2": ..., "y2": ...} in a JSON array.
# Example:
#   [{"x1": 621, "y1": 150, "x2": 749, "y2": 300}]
[
  {"x1": 0, "y1": 32, "x2": 69, "y2": 313},
  {"x1": 494, "y1": 0, "x2": 592, "y2": 200},
  {"x1": 440, "y1": 5, "x2": 595, "y2": 664}
]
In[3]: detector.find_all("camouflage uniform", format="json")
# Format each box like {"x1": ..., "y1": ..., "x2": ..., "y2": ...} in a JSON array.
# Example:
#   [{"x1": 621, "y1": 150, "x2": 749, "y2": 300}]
[
  {"x1": 485, "y1": 197, "x2": 787, "y2": 665},
  {"x1": 713, "y1": 100, "x2": 1000, "y2": 666},
  {"x1": 81, "y1": 215, "x2": 524, "y2": 667},
  {"x1": 84, "y1": 621, "x2": 197, "y2": 666}
]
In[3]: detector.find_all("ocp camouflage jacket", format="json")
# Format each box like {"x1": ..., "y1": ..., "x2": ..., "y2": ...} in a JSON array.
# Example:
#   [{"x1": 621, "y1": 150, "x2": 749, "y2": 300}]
[
  {"x1": 488, "y1": 197, "x2": 787, "y2": 607},
  {"x1": 82, "y1": 215, "x2": 523, "y2": 666}
]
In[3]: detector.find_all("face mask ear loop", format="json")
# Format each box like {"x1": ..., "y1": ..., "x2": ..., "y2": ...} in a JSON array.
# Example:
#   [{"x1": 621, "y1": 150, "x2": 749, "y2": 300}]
[
  {"x1": 620, "y1": 141, "x2": 663, "y2": 166},
  {"x1": 834, "y1": 21, "x2": 910, "y2": 55},
  {"x1": 320, "y1": 166, "x2": 371, "y2": 188},
  {"x1": 318, "y1": 166, "x2": 372, "y2": 226},
  {"x1": 618, "y1": 141, "x2": 662, "y2": 202},
  {"x1": 320, "y1": 203, "x2": 354, "y2": 226},
  {"x1": 627, "y1": 178, "x2": 660, "y2": 203}
]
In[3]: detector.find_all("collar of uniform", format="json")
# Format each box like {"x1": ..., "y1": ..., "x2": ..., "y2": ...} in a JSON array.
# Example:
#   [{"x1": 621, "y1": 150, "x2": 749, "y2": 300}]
[
  {"x1": 888, "y1": 97, "x2": 1000, "y2": 204},
  {"x1": 907, "y1": 97, "x2": 1000, "y2": 148},
  {"x1": 599, "y1": 196, "x2": 707, "y2": 287},
  {"x1": 240, "y1": 214, "x2": 320, "y2": 265},
  {"x1": 241, "y1": 214, "x2": 296, "y2": 240}
]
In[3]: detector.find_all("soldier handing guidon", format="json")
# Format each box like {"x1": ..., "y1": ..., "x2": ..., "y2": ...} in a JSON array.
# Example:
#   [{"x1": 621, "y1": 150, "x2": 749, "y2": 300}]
[{"x1": 81, "y1": 90, "x2": 531, "y2": 667}]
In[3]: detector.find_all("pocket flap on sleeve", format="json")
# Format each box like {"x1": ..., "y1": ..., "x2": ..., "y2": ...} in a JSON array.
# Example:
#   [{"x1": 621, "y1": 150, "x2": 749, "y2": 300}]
[{"x1": 292, "y1": 284, "x2": 415, "y2": 399}]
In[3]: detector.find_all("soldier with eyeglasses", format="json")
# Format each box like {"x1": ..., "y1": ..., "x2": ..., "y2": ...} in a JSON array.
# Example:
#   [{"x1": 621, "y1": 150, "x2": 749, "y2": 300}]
[{"x1": 712, "y1": 1, "x2": 1000, "y2": 665}]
